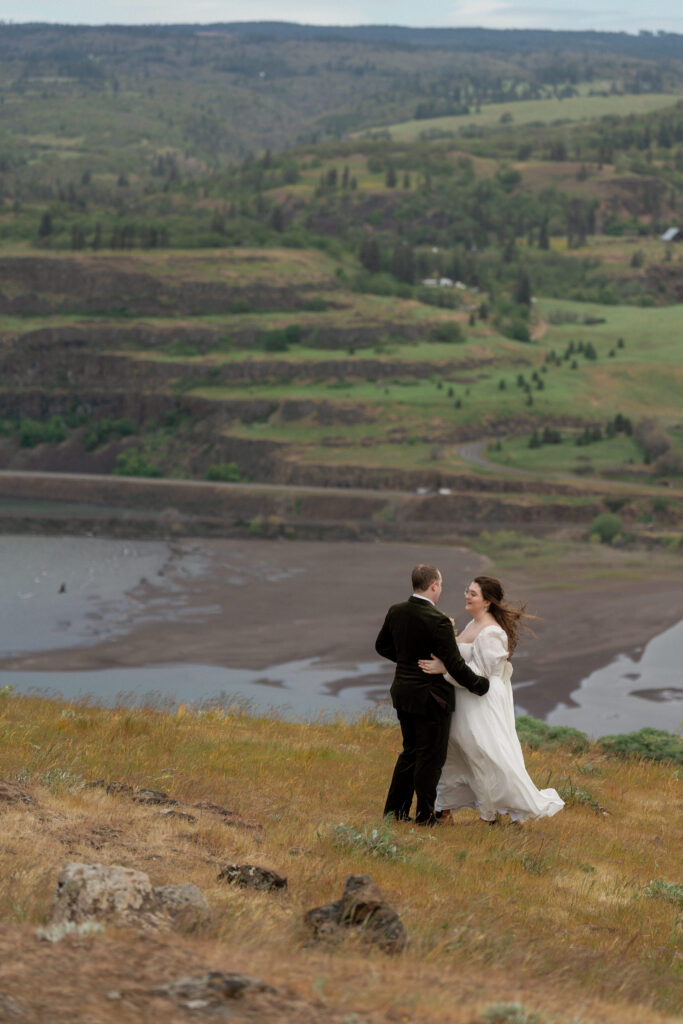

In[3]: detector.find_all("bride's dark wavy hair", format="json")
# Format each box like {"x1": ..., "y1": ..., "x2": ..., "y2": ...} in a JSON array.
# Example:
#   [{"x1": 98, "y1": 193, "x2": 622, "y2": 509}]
[{"x1": 473, "y1": 575, "x2": 536, "y2": 657}]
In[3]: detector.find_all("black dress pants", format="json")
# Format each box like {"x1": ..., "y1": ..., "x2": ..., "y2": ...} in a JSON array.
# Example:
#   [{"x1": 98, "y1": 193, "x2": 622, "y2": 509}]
[{"x1": 383, "y1": 707, "x2": 451, "y2": 824}]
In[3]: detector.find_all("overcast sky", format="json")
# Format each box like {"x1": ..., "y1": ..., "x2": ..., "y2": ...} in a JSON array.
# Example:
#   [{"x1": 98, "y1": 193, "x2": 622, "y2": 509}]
[{"x1": 4, "y1": 0, "x2": 683, "y2": 35}]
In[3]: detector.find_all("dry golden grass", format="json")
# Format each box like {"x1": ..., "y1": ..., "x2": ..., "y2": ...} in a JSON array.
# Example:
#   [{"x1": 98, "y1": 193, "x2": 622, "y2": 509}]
[{"x1": 0, "y1": 690, "x2": 680, "y2": 1024}]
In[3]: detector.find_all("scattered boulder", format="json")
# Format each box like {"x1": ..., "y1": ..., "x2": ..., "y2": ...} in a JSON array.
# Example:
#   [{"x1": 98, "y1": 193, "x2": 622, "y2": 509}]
[
  {"x1": 158, "y1": 807, "x2": 197, "y2": 823},
  {"x1": 105, "y1": 781, "x2": 134, "y2": 797},
  {"x1": 217, "y1": 864, "x2": 287, "y2": 892},
  {"x1": 50, "y1": 862, "x2": 208, "y2": 932},
  {"x1": 51, "y1": 862, "x2": 166, "y2": 931},
  {"x1": 305, "y1": 874, "x2": 406, "y2": 954},
  {"x1": 133, "y1": 788, "x2": 177, "y2": 806},
  {"x1": 0, "y1": 780, "x2": 34, "y2": 806},
  {"x1": 154, "y1": 883, "x2": 209, "y2": 928},
  {"x1": 153, "y1": 972, "x2": 275, "y2": 1009}
]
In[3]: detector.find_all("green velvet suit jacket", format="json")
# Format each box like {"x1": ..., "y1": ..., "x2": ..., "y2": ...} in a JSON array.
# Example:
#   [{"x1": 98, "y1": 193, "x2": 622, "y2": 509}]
[{"x1": 375, "y1": 595, "x2": 489, "y2": 716}]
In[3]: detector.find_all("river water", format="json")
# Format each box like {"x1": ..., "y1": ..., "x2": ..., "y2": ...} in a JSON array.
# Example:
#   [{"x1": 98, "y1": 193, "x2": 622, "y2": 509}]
[{"x1": 0, "y1": 535, "x2": 681, "y2": 737}]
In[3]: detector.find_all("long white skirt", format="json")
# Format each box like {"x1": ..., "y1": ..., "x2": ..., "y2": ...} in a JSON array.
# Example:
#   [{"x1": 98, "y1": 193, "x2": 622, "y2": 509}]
[{"x1": 436, "y1": 672, "x2": 564, "y2": 822}]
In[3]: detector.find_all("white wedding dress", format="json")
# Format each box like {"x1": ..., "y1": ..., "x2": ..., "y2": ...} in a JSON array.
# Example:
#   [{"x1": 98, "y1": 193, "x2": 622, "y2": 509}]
[{"x1": 436, "y1": 624, "x2": 564, "y2": 822}]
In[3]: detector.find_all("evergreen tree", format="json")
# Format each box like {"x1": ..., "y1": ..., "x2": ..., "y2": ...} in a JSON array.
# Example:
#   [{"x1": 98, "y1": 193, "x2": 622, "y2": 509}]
[
  {"x1": 514, "y1": 266, "x2": 532, "y2": 305},
  {"x1": 391, "y1": 242, "x2": 414, "y2": 284},
  {"x1": 38, "y1": 212, "x2": 53, "y2": 238},
  {"x1": 360, "y1": 236, "x2": 382, "y2": 273}
]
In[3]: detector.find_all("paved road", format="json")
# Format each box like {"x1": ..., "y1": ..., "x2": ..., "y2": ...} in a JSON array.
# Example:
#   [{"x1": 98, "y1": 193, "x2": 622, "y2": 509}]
[{"x1": 0, "y1": 469, "x2": 408, "y2": 500}]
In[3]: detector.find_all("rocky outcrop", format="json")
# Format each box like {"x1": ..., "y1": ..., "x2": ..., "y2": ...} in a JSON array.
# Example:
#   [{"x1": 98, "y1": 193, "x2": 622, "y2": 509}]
[
  {"x1": 50, "y1": 862, "x2": 208, "y2": 931},
  {"x1": 0, "y1": 256, "x2": 337, "y2": 316}
]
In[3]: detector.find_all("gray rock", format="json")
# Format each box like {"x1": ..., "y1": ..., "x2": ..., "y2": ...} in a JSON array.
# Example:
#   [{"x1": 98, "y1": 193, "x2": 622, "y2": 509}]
[
  {"x1": 154, "y1": 972, "x2": 275, "y2": 1007},
  {"x1": 133, "y1": 788, "x2": 177, "y2": 806},
  {"x1": 51, "y1": 862, "x2": 166, "y2": 931},
  {"x1": 154, "y1": 883, "x2": 209, "y2": 927},
  {"x1": 305, "y1": 874, "x2": 406, "y2": 954},
  {"x1": 105, "y1": 781, "x2": 134, "y2": 797},
  {"x1": 217, "y1": 864, "x2": 287, "y2": 892},
  {"x1": 158, "y1": 807, "x2": 197, "y2": 823},
  {"x1": 50, "y1": 863, "x2": 208, "y2": 932}
]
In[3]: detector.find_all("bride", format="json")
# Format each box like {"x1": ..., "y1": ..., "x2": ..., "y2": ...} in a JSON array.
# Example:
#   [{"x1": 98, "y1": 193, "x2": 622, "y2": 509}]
[{"x1": 418, "y1": 575, "x2": 564, "y2": 824}]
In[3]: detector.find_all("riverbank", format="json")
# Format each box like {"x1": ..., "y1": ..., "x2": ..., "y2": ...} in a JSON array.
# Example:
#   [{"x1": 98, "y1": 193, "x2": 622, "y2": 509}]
[
  {"x1": 1, "y1": 534, "x2": 682, "y2": 734},
  {"x1": 0, "y1": 691, "x2": 679, "y2": 1024}
]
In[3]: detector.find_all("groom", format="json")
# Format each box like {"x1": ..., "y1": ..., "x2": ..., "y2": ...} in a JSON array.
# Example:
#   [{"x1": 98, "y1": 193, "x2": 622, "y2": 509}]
[{"x1": 375, "y1": 564, "x2": 489, "y2": 826}]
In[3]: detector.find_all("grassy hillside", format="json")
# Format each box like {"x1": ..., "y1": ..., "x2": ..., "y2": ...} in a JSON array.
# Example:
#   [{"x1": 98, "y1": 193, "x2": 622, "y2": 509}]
[
  {"x1": 0, "y1": 690, "x2": 680, "y2": 1023},
  {"x1": 376, "y1": 91, "x2": 683, "y2": 141},
  {"x1": 0, "y1": 24, "x2": 681, "y2": 543},
  {"x1": 0, "y1": 246, "x2": 682, "y2": 537}
]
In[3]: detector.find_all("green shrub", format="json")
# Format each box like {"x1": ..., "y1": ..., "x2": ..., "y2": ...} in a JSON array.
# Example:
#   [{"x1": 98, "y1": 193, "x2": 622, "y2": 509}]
[
  {"x1": 481, "y1": 1003, "x2": 541, "y2": 1024},
  {"x1": 84, "y1": 417, "x2": 135, "y2": 451},
  {"x1": 259, "y1": 330, "x2": 289, "y2": 352},
  {"x1": 590, "y1": 512, "x2": 622, "y2": 543},
  {"x1": 643, "y1": 879, "x2": 683, "y2": 905},
  {"x1": 331, "y1": 821, "x2": 402, "y2": 860},
  {"x1": 229, "y1": 298, "x2": 252, "y2": 314},
  {"x1": 515, "y1": 716, "x2": 588, "y2": 752},
  {"x1": 113, "y1": 449, "x2": 162, "y2": 478},
  {"x1": 556, "y1": 781, "x2": 604, "y2": 812},
  {"x1": 205, "y1": 462, "x2": 241, "y2": 482},
  {"x1": 600, "y1": 728, "x2": 682, "y2": 764},
  {"x1": 506, "y1": 320, "x2": 531, "y2": 342},
  {"x1": 17, "y1": 416, "x2": 66, "y2": 448},
  {"x1": 433, "y1": 322, "x2": 464, "y2": 344},
  {"x1": 284, "y1": 324, "x2": 303, "y2": 344}
]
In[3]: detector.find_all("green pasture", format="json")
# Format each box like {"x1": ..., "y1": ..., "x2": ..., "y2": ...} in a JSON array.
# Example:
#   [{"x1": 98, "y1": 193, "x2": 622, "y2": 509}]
[
  {"x1": 187, "y1": 303, "x2": 683, "y2": 423},
  {"x1": 535, "y1": 300, "x2": 683, "y2": 359},
  {"x1": 378, "y1": 91, "x2": 683, "y2": 141},
  {"x1": 576, "y1": 236, "x2": 683, "y2": 269},
  {"x1": 484, "y1": 433, "x2": 643, "y2": 475}
]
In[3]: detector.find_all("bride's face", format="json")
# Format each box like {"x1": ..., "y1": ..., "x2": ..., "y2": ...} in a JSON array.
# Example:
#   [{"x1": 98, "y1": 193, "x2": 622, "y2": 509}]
[{"x1": 464, "y1": 581, "x2": 487, "y2": 617}]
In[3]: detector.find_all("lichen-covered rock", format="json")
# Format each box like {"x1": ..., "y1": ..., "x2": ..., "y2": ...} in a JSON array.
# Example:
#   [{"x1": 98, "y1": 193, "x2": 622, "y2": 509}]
[
  {"x1": 51, "y1": 863, "x2": 166, "y2": 930},
  {"x1": 50, "y1": 863, "x2": 208, "y2": 932},
  {"x1": 217, "y1": 864, "x2": 287, "y2": 892},
  {"x1": 153, "y1": 972, "x2": 275, "y2": 1007}
]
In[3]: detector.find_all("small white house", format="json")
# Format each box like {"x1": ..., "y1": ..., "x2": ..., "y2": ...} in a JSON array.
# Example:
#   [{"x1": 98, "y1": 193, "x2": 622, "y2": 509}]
[
  {"x1": 660, "y1": 226, "x2": 682, "y2": 242},
  {"x1": 421, "y1": 277, "x2": 454, "y2": 288}
]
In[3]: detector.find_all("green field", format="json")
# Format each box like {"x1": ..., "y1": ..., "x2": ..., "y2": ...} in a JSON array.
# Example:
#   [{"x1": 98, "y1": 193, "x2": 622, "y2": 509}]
[
  {"x1": 379, "y1": 91, "x2": 683, "y2": 141},
  {"x1": 485, "y1": 433, "x2": 643, "y2": 475}
]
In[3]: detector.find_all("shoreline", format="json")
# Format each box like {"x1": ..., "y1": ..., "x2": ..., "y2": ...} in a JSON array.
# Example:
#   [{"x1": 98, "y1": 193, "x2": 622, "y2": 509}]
[{"x1": 1, "y1": 534, "x2": 682, "y2": 732}]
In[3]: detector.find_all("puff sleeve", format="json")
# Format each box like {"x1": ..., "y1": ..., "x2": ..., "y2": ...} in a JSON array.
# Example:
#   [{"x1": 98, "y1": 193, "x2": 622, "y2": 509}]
[{"x1": 474, "y1": 628, "x2": 509, "y2": 679}]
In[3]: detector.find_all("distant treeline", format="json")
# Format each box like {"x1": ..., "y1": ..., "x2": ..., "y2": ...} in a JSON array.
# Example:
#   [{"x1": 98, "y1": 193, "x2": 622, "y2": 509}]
[{"x1": 159, "y1": 23, "x2": 683, "y2": 59}]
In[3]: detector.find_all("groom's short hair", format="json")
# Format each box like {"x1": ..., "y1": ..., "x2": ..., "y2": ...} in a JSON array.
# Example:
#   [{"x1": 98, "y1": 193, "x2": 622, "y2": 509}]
[{"x1": 411, "y1": 564, "x2": 440, "y2": 592}]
